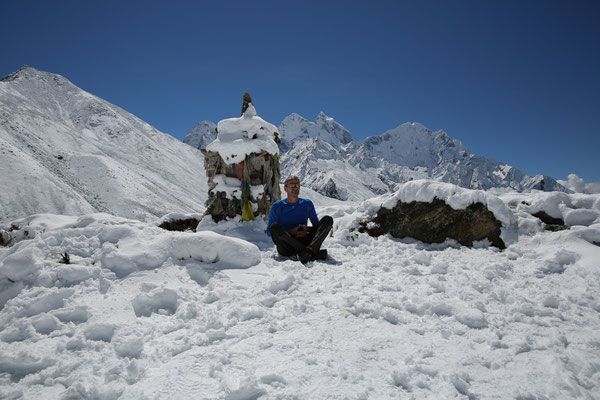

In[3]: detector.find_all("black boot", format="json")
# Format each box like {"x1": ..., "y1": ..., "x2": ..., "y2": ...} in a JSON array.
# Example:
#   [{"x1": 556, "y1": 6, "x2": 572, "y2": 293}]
[{"x1": 312, "y1": 249, "x2": 328, "y2": 260}]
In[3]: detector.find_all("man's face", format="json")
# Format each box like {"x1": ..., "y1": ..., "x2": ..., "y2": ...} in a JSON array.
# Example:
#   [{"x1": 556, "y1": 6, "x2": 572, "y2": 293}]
[{"x1": 284, "y1": 179, "x2": 300, "y2": 199}]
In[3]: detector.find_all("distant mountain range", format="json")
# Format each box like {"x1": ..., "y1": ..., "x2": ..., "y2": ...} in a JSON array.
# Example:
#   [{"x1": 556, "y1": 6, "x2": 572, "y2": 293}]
[
  {"x1": 185, "y1": 110, "x2": 566, "y2": 201},
  {"x1": 0, "y1": 65, "x2": 566, "y2": 223}
]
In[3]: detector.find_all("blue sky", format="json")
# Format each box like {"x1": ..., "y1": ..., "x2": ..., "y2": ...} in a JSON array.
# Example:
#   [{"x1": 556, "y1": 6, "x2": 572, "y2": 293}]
[{"x1": 2, "y1": 0, "x2": 599, "y2": 182}]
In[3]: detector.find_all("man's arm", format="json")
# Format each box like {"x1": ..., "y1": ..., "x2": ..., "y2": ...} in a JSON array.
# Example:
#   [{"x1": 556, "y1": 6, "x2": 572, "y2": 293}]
[
  {"x1": 308, "y1": 200, "x2": 319, "y2": 227},
  {"x1": 266, "y1": 203, "x2": 279, "y2": 237},
  {"x1": 288, "y1": 224, "x2": 308, "y2": 238}
]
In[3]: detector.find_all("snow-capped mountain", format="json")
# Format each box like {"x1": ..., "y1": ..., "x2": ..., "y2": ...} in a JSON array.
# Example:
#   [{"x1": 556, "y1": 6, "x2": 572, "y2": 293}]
[
  {"x1": 353, "y1": 122, "x2": 556, "y2": 192},
  {"x1": 278, "y1": 116, "x2": 566, "y2": 200},
  {"x1": 278, "y1": 112, "x2": 353, "y2": 152},
  {"x1": 182, "y1": 120, "x2": 217, "y2": 150},
  {"x1": 0, "y1": 66, "x2": 208, "y2": 223},
  {"x1": 185, "y1": 110, "x2": 565, "y2": 201}
]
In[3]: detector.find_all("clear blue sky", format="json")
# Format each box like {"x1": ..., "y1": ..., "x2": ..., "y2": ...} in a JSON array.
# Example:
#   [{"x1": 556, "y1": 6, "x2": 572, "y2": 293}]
[{"x1": 2, "y1": 0, "x2": 599, "y2": 182}]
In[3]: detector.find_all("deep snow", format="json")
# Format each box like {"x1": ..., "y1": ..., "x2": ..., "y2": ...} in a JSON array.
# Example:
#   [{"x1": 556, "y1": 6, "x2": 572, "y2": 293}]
[{"x1": 1, "y1": 183, "x2": 599, "y2": 399}]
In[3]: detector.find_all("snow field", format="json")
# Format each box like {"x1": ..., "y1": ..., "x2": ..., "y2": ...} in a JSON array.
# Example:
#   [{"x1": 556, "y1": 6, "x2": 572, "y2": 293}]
[{"x1": 0, "y1": 184, "x2": 599, "y2": 399}]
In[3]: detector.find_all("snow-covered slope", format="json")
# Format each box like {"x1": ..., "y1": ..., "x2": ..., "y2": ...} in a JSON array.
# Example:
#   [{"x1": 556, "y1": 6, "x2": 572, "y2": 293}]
[
  {"x1": 0, "y1": 66, "x2": 208, "y2": 223},
  {"x1": 1, "y1": 182, "x2": 599, "y2": 399}
]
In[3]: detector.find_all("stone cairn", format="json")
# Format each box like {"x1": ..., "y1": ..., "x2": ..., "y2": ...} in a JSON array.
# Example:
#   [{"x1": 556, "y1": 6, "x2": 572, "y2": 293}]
[{"x1": 201, "y1": 93, "x2": 281, "y2": 222}]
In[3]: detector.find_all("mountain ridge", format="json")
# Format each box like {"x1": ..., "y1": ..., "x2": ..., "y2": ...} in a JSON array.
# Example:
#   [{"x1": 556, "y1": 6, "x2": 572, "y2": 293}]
[
  {"x1": 185, "y1": 112, "x2": 566, "y2": 201},
  {"x1": 0, "y1": 65, "x2": 567, "y2": 223}
]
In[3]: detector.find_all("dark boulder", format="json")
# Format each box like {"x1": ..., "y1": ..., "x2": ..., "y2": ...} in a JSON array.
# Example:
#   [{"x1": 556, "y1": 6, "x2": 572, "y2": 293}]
[
  {"x1": 532, "y1": 211, "x2": 569, "y2": 232},
  {"x1": 0, "y1": 232, "x2": 9, "y2": 247},
  {"x1": 359, "y1": 198, "x2": 505, "y2": 249},
  {"x1": 158, "y1": 218, "x2": 201, "y2": 232}
]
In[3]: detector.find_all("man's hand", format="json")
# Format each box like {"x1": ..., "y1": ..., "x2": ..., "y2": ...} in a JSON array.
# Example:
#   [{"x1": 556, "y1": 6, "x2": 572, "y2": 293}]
[{"x1": 288, "y1": 224, "x2": 309, "y2": 238}]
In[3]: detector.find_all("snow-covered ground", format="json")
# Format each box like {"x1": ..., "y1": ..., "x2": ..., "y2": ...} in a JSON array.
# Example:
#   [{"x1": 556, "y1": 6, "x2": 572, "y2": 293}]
[{"x1": 1, "y1": 184, "x2": 600, "y2": 399}]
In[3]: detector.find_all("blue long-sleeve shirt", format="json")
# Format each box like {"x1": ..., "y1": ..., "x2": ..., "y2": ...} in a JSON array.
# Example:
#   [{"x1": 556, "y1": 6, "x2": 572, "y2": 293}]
[{"x1": 267, "y1": 198, "x2": 319, "y2": 237}]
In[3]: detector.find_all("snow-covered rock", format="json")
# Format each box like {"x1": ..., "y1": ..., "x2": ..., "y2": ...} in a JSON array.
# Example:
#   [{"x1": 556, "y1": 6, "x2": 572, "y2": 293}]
[
  {"x1": 343, "y1": 180, "x2": 517, "y2": 248},
  {"x1": 206, "y1": 103, "x2": 279, "y2": 164}
]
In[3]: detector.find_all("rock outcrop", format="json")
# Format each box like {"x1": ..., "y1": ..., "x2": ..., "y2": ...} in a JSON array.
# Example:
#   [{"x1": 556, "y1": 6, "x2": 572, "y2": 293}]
[
  {"x1": 360, "y1": 198, "x2": 505, "y2": 249},
  {"x1": 532, "y1": 211, "x2": 568, "y2": 232}
]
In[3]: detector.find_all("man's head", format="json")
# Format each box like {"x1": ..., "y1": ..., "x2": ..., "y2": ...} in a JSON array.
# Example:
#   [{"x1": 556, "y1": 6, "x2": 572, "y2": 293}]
[{"x1": 284, "y1": 175, "x2": 301, "y2": 202}]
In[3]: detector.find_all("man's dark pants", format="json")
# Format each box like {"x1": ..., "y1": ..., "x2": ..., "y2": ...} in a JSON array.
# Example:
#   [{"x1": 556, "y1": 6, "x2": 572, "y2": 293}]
[{"x1": 269, "y1": 216, "x2": 333, "y2": 257}]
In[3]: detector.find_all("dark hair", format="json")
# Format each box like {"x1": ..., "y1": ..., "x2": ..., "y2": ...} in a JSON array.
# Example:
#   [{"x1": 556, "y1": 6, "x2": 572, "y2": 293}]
[{"x1": 284, "y1": 175, "x2": 300, "y2": 185}]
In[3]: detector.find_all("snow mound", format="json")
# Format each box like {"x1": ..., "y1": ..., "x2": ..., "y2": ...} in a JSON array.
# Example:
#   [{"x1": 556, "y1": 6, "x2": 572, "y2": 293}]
[
  {"x1": 497, "y1": 190, "x2": 600, "y2": 229},
  {"x1": 207, "y1": 103, "x2": 279, "y2": 163},
  {"x1": 564, "y1": 209, "x2": 600, "y2": 227},
  {"x1": 0, "y1": 214, "x2": 261, "y2": 308},
  {"x1": 557, "y1": 173, "x2": 600, "y2": 194}
]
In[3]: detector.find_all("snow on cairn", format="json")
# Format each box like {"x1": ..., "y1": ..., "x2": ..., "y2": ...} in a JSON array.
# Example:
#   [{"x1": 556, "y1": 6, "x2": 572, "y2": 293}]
[{"x1": 206, "y1": 101, "x2": 279, "y2": 164}]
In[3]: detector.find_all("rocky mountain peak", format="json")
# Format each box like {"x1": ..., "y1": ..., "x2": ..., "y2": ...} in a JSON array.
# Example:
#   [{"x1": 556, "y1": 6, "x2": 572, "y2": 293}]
[
  {"x1": 1, "y1": 65, "x2": 35, "y2": 81},
  {"x1": 278, "y1": 112, "x2": 353, "y2": 149},
  {"x1": 279, "y1": 117, "x2": 567, "y2": 200},
  {"x1": 183, "y1": 120, "x2": 217, "y2": 150},
  {"x1": 1, "y1": 65, "x2": 70, "y2": 86},
  {"x1": 316, "y1": 111, "x2": 329, "y2": 120}
]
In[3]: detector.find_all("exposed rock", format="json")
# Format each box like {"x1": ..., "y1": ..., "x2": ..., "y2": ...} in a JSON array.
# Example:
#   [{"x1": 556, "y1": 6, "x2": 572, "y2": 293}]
[
  {"x1": 532, "y1": 211, "x2": 569, "y2": 232},
  {"x1": 0, "y1": 232, "x2": 9, "y2": 247},
  {"x1": 241, "y1": 92, "x2": 253, "y2": 116},
  {"x1": 319, "y1": 178, "x2": 341, "y2": 200},
  {"x1": 158, "y1": 218, "x2": 201, "y2": 232},
  {"x1": 532, "y1": 211, "x2": 564, "y2": 225},
  {"x1": 359, "y1": 198, "x2": 505, "y2": 249},
  {"x1": 544, "y1": 224, "x2": 570, "y2": 232},
  {"x1": 0, "y1": 224, "x2": 20, "y2": 247}
]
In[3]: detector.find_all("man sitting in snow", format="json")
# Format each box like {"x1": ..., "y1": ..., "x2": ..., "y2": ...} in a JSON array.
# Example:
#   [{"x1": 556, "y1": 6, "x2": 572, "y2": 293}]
[{"x1": 267, "y1": 175, "x2": 333, "y2": 263}]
